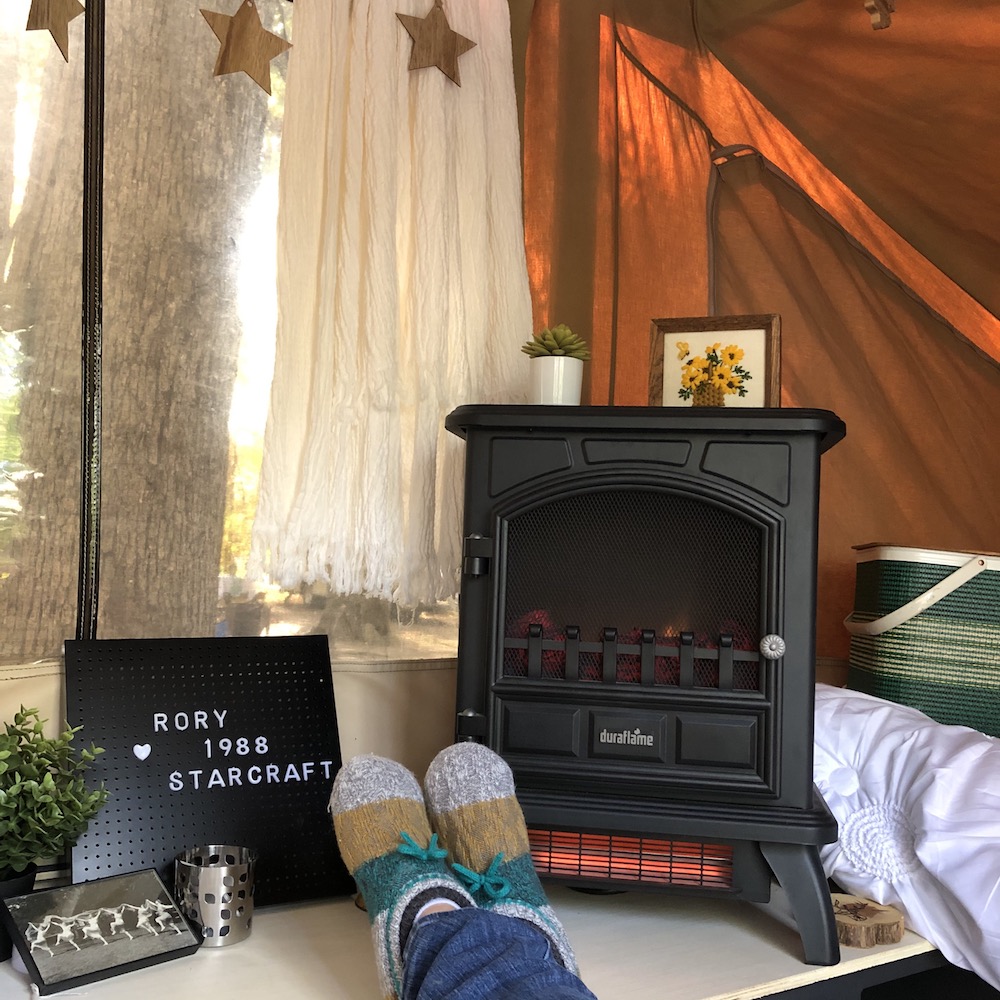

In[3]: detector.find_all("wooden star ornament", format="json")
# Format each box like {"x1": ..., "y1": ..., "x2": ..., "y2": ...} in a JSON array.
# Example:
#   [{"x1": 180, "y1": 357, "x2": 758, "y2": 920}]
[
  {"x1": 397, "y1": 0, "x2": 476, "y2": 87},
  {"x1": 201, "y1": 0, "x2": 291, "y2": 95},
  {"x1": 26, "y1": 0, "x2": 85, "y2": 63}
]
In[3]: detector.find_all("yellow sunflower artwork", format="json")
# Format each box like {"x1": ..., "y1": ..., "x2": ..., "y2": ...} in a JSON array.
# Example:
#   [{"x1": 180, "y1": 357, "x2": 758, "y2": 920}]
[{"x1": 676, "y1": 341, "x2": 753, "y2": 406}]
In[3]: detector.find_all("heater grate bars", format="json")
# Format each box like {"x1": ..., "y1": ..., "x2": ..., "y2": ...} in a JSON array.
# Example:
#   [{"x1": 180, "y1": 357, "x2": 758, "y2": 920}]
[
  {"x1": 503, "y1": 628, "x2": 761, "y2": 689},
  {"x1": 528, "y1": 829, "x2": 736, "y2": 889}
]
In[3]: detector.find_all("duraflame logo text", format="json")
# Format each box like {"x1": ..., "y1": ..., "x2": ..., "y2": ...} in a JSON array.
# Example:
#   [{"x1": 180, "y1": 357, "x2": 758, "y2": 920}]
[{"x1": 598, "y1": 727, "x2": 654, "y2": 747}]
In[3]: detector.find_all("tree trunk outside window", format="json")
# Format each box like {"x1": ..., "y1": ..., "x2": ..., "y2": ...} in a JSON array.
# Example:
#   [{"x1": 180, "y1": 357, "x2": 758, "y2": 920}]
[{"x1": 0, "y1": 1, "x2": 286, "y2": 660}]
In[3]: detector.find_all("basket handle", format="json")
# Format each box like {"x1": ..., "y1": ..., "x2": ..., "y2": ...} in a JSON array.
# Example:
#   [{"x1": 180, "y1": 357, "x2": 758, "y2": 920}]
[{"x1": 844, "y1": 555, "x2": 989, "y2": 637}]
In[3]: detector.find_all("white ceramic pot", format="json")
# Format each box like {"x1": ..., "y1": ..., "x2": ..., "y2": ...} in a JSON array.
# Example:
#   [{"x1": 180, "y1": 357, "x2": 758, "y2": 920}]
[{"x1": 530, "y1": 356, "x2": 584, "y2": 405}]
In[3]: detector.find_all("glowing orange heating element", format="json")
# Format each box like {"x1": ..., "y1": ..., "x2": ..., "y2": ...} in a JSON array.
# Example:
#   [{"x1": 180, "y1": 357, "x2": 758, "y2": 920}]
[{"x1": 528, "y1": 829, "x2": 735, "y2": 889}]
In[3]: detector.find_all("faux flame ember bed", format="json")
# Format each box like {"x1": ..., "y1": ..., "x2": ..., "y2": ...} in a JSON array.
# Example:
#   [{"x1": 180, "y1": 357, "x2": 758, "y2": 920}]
[{"x1": 445, "y1": 404, "x2": 846, "y2": 966}]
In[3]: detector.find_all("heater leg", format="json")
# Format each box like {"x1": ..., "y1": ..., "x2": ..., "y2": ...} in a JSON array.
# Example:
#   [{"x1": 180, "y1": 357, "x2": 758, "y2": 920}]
[{"x1": 760, "y1": 841, "x2": 840, "y2": 966}]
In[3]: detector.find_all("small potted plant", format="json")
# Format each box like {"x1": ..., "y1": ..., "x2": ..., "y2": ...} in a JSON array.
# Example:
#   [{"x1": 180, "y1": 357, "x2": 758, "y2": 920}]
[
  {"x1": 0, "y1": 706, "x2": 108, "y2": 961},
  {"x1": 521, "y1": 323, "x2": 591, "y2": 405}
]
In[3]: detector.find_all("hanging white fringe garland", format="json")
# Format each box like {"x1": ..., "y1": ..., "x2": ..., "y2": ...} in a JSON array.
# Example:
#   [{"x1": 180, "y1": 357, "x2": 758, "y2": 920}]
[{"x1": 249, "y1": 0, "x2": 531, "y2": 607}]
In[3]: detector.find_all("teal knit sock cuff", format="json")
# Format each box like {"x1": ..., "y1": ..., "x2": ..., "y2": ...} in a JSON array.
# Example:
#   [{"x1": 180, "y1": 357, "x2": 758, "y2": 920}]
[
  {"x1": 450, "y1": 852, "x2": 542, "y2": 906},
  {"x1": 451, "y1": 851, "x2": 578, "y2": 974}
]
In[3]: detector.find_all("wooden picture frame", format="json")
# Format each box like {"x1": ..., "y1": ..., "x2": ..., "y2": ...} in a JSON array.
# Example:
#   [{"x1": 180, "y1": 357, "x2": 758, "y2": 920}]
[
  {"x1": 0, "y1": 870, "x2": 201, "y2": 995},
  {"x1": 649, "y1": 314, "x2": 781, "y2": 407}
]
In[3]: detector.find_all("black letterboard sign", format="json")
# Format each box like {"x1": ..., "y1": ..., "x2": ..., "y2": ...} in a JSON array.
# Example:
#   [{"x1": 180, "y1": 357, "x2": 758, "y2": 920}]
[{"x1": 64, "y1": 635, "x2": 353, "y2": 906}]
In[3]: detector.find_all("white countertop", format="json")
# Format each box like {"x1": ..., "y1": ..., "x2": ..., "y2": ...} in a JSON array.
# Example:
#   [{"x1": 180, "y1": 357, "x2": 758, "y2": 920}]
[{"x1": 1, "y1": 885, "x2": 936, "y2": 999}]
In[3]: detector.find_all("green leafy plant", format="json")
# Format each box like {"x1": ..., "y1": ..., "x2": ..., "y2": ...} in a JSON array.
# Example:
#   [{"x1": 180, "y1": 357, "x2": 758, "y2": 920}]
[
  {"x1": 0, "y1": 706, "x2": 109, "y2": 880},
  {"x1": 521, "y1": 323, "x2": 591, "y2": 361}
]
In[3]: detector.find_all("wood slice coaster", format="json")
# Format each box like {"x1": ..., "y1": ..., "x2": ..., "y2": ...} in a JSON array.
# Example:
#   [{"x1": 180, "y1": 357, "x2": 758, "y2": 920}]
[{"x1": 832, "y1": 893, "x2": 904, "y2": 948}]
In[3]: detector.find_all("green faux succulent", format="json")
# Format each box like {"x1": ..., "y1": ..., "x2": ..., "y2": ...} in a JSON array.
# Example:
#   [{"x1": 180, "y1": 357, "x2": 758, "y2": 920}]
[
  {"x1": 521, "y1": 323, "x2": 591, "y2": 361},
  {"x1": 0, "y1": 706, "x2": 109, "y2": 879}
]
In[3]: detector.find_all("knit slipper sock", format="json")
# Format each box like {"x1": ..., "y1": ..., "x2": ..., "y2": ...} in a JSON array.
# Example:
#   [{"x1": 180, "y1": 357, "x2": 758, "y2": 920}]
[
  {"x1": 330, "y1": 754, "x2": 475, "y2": 1000},
  {"x1": 423, "y1": 742, "x2": 579, "y2": 974}
]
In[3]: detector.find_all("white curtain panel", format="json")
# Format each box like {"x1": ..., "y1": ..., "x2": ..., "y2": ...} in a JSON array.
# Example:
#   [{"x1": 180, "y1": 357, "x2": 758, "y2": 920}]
[{"x1": 251, "y1": 0, "x2": 531, "y2": 606}]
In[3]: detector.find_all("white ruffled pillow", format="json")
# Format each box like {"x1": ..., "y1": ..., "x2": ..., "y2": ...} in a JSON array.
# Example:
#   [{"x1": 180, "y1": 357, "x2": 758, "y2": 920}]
[{"x1": 813, "y1": 683, "x2": 1000, "y2": 990}]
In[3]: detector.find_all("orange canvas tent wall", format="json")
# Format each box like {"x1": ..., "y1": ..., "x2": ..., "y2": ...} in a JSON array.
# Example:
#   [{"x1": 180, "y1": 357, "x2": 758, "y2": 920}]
[{"x1": 514, "y1": 0, "x2": 1000, "y2": 666}]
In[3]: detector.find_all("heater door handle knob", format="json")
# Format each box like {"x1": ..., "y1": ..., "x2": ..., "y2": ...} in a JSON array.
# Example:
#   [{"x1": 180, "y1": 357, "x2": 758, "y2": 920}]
[{"x1": 759, "y1": 634, "x2": 786, "y2": 659}]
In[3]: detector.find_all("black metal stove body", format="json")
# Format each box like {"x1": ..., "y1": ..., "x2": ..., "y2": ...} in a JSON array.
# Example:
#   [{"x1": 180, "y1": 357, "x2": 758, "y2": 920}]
[{"x1": 445, "y1": 405, "x2": 847, "y2": 965}]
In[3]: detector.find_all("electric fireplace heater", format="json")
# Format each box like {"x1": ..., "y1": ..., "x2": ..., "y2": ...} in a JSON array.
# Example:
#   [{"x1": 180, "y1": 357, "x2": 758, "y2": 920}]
[{"x1": 445, "y1": 404, "x2": 846, "y2": 965}]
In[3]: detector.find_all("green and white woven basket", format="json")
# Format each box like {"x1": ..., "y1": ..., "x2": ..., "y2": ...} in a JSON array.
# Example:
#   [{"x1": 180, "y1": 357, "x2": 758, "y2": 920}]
[{"x1": 845, "y1": 544, "x2": 1000, "y2": 737}]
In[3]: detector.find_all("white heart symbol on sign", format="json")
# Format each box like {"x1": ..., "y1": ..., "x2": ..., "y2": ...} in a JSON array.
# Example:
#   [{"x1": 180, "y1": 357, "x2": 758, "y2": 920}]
[{"x1": 133, "y1": 744, "x2": 152, "y2": 761}]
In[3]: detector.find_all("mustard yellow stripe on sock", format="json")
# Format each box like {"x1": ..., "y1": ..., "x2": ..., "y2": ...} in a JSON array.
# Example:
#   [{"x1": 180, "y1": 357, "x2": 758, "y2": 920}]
[
  {"x1": 335, "y1": 798, "x2": 431, "y2": 872},
  {"x1": 434, "y1": 797, "x2": 530, "y2": 871}
]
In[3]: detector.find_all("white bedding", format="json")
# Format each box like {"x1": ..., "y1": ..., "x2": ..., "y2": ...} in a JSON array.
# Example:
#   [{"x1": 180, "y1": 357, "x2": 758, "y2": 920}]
[{"x1": 813, "y1": 683, "x2": 1000, "y2": 989}]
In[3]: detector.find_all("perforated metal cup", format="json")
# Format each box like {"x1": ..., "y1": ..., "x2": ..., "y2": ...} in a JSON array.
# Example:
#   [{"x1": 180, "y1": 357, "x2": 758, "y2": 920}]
[{"x1": 175, "y1": 845, "x2": 257, "y2": 946}]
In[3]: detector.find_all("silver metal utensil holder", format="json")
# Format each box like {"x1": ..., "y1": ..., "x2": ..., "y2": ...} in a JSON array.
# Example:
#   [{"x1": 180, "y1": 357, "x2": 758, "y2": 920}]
[{"x1": 175, "y1": 845, "x2": 257, "y2": 946}]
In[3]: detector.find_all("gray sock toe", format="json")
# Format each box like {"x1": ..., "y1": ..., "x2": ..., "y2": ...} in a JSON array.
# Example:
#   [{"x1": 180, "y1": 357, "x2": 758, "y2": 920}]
[
  {"x1": 331, "y1": 754, "x2": 423, "y2": 816},
  {"x1": 424, "y1": 742, "x2": 515, "y2": 813}
]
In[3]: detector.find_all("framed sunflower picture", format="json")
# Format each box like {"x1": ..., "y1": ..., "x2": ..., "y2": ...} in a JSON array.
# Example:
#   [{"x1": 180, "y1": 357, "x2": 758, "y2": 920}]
[{"x1": 648, "y1": 314, "x2": 780, "y2": 408}]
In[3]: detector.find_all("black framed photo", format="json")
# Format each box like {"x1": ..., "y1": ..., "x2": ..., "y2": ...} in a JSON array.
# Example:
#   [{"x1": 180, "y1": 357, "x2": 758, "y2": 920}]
[
  {"x1": 0, "y1": 870, "x2": 201, "y2": 995},
  {"x1": 649, "y1": 314, "x2": 781, "y2": 407}
]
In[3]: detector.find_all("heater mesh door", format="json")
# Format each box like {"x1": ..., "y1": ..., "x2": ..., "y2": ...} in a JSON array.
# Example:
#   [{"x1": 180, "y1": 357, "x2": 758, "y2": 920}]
[{"x1": 502, "y1": 488, "x2": 765, "y2": 689}]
